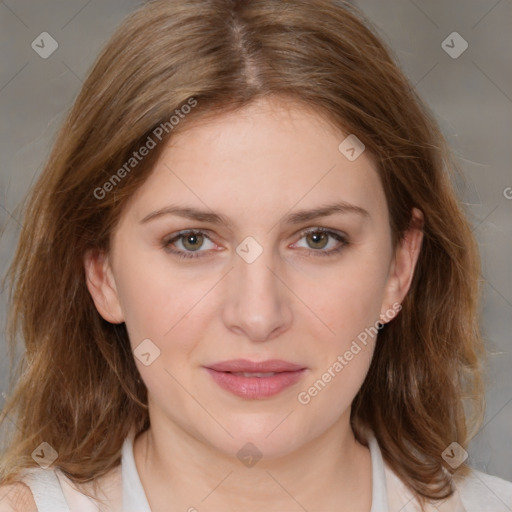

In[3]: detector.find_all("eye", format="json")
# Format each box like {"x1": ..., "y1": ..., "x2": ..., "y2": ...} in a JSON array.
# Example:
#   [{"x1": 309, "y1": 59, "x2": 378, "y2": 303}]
[
  {"x1": 162, "y1": 227, "x2": 348, "y2": 260},
  {"x1": 162, "y1": 230, "x2": 217, "y2": 259},
  {"x1": 292, "y1": 227, "x2": 348, "y2": 257}
]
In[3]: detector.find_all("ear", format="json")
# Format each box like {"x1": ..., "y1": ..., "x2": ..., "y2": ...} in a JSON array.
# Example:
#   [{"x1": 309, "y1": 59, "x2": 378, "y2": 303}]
[
  {"x1": 380, "y1": 207, "x2": 424, "y2": 324},
  {"x1": 84, "y1": 248, "x2": 124, "y2": 324}
]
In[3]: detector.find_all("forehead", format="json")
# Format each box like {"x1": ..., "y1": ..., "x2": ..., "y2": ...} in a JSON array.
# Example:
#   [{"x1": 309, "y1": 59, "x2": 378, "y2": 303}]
[{"x1": 121, "y1": 97, "x2": 388, "y2": 229}]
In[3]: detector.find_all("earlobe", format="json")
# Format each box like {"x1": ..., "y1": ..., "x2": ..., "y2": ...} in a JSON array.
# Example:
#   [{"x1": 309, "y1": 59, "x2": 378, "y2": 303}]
[
  {"x1": 84, "y1": 248, "x2": 125, "y2": 324},
  {"x1": 380, "y1": 208, "x2": 424, "y2": 324}
]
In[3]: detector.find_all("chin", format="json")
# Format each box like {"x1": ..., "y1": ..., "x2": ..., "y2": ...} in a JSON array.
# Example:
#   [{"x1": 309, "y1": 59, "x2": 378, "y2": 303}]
[{"x1": 212, "y1": 416, "x2": 304, "y2": 459}]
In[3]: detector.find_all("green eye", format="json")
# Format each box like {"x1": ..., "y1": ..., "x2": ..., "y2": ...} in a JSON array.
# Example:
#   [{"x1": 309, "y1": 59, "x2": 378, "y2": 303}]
[
  {"x1": 293, "y1": 228, "x2": 348, "y2": 257},
  {"x1": 163, "y1": 228, "x2": 348, "y2": 260}
]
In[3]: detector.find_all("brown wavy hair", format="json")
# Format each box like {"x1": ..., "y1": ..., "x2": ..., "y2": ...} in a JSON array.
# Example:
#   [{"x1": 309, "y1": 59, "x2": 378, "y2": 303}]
[{"x1": 0, "y1": 0, "x2": 485, "y2": 509}]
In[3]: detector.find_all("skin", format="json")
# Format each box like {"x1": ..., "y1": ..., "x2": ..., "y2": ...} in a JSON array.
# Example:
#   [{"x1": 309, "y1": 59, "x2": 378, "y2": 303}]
[{"x1": 84, "y1": 95, "x2": 424, "y2": 512}]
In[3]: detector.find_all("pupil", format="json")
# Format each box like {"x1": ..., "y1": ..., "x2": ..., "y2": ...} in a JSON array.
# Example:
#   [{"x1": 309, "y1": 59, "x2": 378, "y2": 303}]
[
  {"x1": 310, "y1": 232, "x2": 327, "y2": 249},
  {"x1": 185, "y1": 234, "x2": 202, "y2": 251}
]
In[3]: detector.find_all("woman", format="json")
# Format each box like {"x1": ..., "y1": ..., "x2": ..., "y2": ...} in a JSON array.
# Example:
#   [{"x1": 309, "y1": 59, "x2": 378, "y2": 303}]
[{"x1": 1, "y1": 0, "x2": 511, "y2": 510}]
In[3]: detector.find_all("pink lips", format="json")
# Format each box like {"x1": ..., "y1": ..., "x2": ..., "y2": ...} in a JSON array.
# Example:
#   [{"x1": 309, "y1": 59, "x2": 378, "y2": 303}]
[{"x1": 204, "y1": 359, "x2": 307, "y2": 399}]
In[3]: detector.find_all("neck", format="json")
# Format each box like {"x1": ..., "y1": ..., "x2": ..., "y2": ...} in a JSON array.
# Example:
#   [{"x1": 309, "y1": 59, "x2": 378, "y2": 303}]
[{"x1": 133, "y1": 415, "x2": 373, "y2": 512}]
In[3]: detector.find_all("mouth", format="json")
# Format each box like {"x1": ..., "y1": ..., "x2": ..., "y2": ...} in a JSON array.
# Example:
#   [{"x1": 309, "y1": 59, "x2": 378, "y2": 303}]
[
  {"x1": 204, "y1": 359, "x2": 307, "y2": 399},
  {"x1": 227, "y1": 371, "x2": 281, "y2": 377}
]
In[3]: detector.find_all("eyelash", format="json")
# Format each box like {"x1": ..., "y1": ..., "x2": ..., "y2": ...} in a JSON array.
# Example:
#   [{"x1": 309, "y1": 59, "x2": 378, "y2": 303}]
[{"x1": 162, "y1": 228, "x2": 349, "y2": 260}]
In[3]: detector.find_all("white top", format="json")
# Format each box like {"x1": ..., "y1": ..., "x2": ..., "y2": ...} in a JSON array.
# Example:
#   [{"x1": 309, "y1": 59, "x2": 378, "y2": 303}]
[{"x1": 18, "y1": 429, "x2": 512, "y2": 512}]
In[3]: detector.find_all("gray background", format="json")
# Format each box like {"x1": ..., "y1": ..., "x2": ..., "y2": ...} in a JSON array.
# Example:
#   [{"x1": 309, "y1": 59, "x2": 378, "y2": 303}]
[{"x1": 1, "y1": 0, "x2": 511, "y2": 482}]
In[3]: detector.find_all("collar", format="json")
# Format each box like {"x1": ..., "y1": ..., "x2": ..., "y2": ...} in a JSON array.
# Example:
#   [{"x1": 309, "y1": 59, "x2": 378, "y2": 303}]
[{"x1": 122, "y1": 428, "x2": 152, "y2": 512}]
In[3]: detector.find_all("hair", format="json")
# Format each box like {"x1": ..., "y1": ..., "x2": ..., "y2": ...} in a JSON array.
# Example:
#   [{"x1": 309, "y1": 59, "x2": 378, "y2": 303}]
[{"x1": 0, "y1": 0, "x2": 485, "y2": 509}]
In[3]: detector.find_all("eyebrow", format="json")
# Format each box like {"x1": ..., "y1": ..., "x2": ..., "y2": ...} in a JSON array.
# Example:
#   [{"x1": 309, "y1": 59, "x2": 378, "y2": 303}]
[{"x1": 140, "y1": 200, "x2": 370, "y2": 226}]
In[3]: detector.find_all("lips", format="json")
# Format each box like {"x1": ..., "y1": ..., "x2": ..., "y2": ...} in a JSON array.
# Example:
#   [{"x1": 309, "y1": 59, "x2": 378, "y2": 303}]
[
  {"x1": 206, "y1": 359, "x2": 305, "y2": 373},
  {"x1": 204, "y1": 359, "x2": 307, "y2": 399}
]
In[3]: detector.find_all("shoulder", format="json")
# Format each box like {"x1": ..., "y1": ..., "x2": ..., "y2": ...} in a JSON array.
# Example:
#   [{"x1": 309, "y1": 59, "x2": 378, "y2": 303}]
[
  {"x1": 0, "y1": 482, "x2": 38, "y2": 512},
  {"x1": 455, "y1": 468, "x2": 512, "y2": 512}
]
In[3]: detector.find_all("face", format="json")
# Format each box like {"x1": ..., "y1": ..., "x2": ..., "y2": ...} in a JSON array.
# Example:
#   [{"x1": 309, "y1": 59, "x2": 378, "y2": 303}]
[{"x1": 85, "y1": 96, "x2": 422, "y2": 459}]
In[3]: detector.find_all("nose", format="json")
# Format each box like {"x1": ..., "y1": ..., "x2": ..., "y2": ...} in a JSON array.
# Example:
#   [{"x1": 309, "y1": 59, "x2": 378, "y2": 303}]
[{"x1": 221, "y1": 242, "x2": 293, "y2": 343}]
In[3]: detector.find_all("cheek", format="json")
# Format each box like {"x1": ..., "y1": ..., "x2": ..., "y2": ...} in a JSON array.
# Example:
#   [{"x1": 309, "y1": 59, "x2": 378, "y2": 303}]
[
  {"x1": 294, "y1": 257, "x2": 388, "y2": 426},
  {"x1": 303, "y1": 251, "x2": 390, "y2": 344},
  {"x1": 112, "y1": 249, "x2": 207, "y2": 350},
  {"x1": 115, "y1": 257, "x2": 210, "y2": 401}
]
